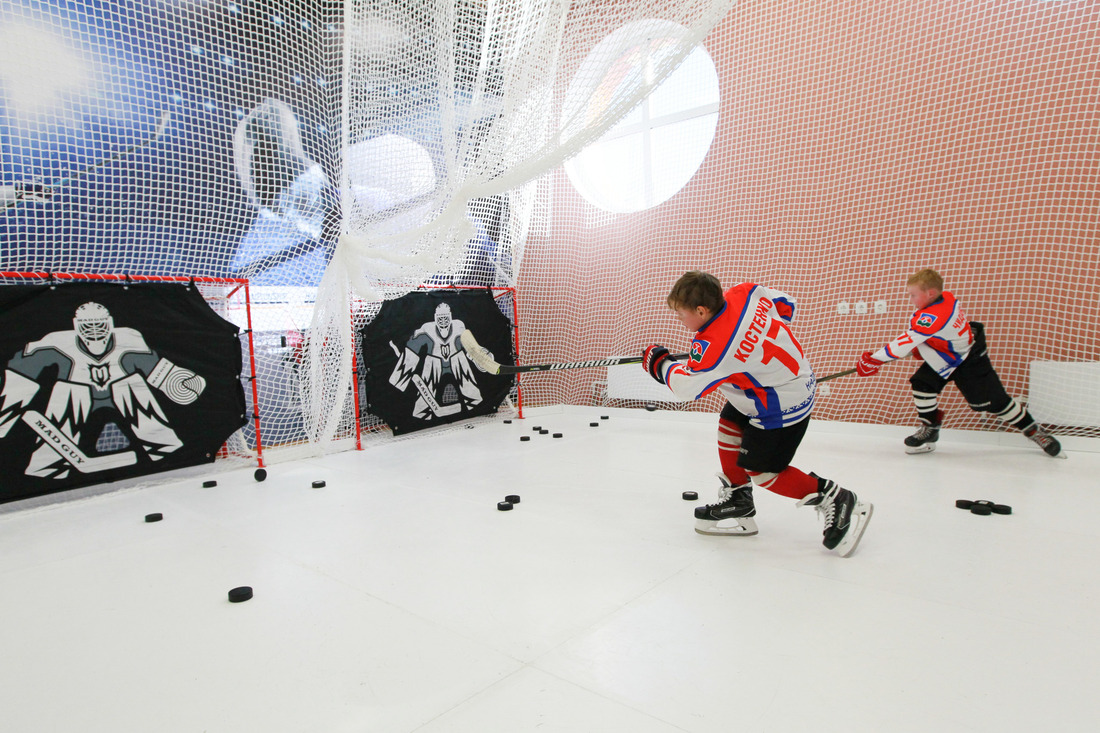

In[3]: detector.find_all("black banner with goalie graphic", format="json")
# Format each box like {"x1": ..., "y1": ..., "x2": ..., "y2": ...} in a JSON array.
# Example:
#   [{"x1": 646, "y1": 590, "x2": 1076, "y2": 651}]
[
  {"x1": 360, "y1": 289, "x2": 514, "y2": 435},
  {"x1": 0, "y1": 283, "x2": 247, "y2": 504}
]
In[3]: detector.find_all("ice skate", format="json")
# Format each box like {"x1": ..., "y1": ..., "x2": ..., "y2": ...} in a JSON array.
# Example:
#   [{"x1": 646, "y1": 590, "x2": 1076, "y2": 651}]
[
  {"x1": 1024, "y1": 424, "x2": 1065, "y2": 459},
  {"x1": 904, "y1": 410, "x2": 941, "y2": 454},
  {"x1": 797, "y1": 477, "x2": 872, "y2": 557},
  {"x1": 694, "y1": 474, "x2": 758, "y2": 536}
]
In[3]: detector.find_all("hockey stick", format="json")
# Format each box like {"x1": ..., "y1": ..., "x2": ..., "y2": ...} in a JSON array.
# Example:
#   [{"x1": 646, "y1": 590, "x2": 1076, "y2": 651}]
[
  {"x1": 817, "y1": 367, "x2": 856, "y2": 383},
  {"x1": 21, "y1": 410, "x2": 138, "y2": 473},
  {"x1": 410, "y1": 374, "x2": 462, "y2": 417},
  {"x1": 459, "y1": 329, "x2": 688, "y2": 375},
  {"x1": 3, "y1": 111, "x2": 173, "y2": 211}
]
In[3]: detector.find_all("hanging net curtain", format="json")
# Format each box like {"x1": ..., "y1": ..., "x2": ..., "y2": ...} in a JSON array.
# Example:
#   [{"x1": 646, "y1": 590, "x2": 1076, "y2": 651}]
[{"x1": 303, "y1": 0, "x2": 737, "y2": 448}]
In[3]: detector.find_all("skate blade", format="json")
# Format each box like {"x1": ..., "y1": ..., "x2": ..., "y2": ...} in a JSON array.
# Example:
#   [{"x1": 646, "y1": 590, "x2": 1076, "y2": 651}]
[
  {"x1": 694, "y1": 517, "x2": 758, "y2": 536},
  {"x1": 837, "y1": 502, "x2": 873, "y2": 558},
  {"x1": 904, "y1": 444, "x2": 936, "y2": 455}
]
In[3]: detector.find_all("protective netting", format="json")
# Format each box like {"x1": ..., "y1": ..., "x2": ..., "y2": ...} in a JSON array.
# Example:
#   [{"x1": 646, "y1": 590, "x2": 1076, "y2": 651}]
[
  {"x1": 1, "y1": 0, "x2": 1096, "y2": 468},
  {"x1": 517, "y1": 0, "x2": 1100, "y2": 438}
]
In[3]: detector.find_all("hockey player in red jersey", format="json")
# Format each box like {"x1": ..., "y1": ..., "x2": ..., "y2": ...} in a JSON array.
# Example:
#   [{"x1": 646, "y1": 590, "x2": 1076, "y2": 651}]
[
  {"x1": 642, "y1": 271, "x2": 872, "y2": 557},
  {"x1": 856, "y1": 268, "x2": 1062, "y2": 457}
]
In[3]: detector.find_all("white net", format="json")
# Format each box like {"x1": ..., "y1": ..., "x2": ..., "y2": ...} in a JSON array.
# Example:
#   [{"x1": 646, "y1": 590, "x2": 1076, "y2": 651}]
[{"x1": 2, "y1": 0, "x2": 1096, "y2": 464}]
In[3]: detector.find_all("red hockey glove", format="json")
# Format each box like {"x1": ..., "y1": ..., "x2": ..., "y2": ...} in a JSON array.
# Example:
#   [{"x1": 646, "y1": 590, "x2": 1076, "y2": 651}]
[
  {"x1": 856, "y1": 351, "x2": 884, "y2": 377},
  {"x1": 642, "y1": 345, "x2": 671, "y2": 384}
]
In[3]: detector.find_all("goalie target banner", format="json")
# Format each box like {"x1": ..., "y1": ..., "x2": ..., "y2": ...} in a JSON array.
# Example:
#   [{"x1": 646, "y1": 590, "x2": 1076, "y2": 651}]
[
  {"x1": 360, "y1": 289, "x2": 514, "y2": 435},
  {"x1": 0, "y1": 283, "x2": 247, "y2": 504}
]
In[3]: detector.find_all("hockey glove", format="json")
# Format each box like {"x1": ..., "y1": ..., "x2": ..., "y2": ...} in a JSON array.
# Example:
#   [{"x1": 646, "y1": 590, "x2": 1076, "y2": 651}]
[
  {"x1": 642, "y1": 345, "x2": 671, "y2": 384},
  {"x1": 856, "y1": 351, "x2": 884, "y2": 377}
]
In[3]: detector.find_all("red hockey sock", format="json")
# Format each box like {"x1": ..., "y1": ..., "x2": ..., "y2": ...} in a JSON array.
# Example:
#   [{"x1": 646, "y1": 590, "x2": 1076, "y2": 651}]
[
  {"x1": 748, "y1": 466, "x2": 818, "y2": 500},
  {"x1": 717, "y1": 417, "x2": 750, "y2": 485}
]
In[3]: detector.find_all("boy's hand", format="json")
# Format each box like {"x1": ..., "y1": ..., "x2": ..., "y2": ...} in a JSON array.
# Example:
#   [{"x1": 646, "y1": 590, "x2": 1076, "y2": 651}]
[
  {"x1": 642, "y1": 345, "x2": 671, "y2": 384},
  {"x1": 856, "y1": 351, "x2": 884, "y2": 377}
]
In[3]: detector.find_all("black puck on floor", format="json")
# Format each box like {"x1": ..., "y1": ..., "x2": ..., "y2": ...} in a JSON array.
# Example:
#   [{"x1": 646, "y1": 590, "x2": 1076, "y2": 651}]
[
  {"x1": 590, "y1": 422, "x2": 599, "y2": 427},
  {"x1": 973, "y1": 500, "x2": 994, "y2": 508},
  {"x1": 144, "y1": 513, "x2": 163, "y2": 523},
  {"x1": 540, "y1": 429, "x2": 549, "y2": 435},
  {"x1": 202, "y1": 480, "x2": 217, "y2": 488},
  {"x1": 311, "y1": 480, "x2": 326, "y2": 488},
  {"x1": 228, "y1": 586, "x2": 253, "y2": 603},
  {"x1": 532, "y1": 426, "x2": 542, "y2": 431},
  {"x1": 505, "y1": 494, "x2": 521, "y2": 504},
  {"x1": 601, "y1": 415, "x2": 609, "y2": 420},
  {"x1": 682, "y1": 491, "x2": 698, "y2": 501},
  {"x1": 992, "y1": 504, "x2": 1013, "y2": 515},
  {"x1": 644, "y1": 403, "x2": 657, "y2": 411},
  {"x1": 956, "y1": 499, "x2": 973, "y2": 509},
  {"x1": 503, "y1": 419, "x2": 512, "y2": 424},
  {"x1": 497, "y1": 501, "x2": 513, "y2": 511},
  {"x1": 254, "y1": 468, "x2": 267, "y2": 482},
  {"x1": 553, "y1": 433, "x2": 563, "y2": 438},
  {"x1": 970, "y1": 504, "x2": 993, "y2": 515},
  {"x1": 520, "y1": 435, "x2": 531, "y2": 442}
]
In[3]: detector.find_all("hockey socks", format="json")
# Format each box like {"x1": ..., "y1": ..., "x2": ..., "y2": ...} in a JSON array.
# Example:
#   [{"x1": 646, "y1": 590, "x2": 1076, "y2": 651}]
[
  {"x1": 747, "y1": 466, "x2": 817, "y2": 500},
  {"x1": 717, "y1": 418, "x2": 751, "y2": 486}
]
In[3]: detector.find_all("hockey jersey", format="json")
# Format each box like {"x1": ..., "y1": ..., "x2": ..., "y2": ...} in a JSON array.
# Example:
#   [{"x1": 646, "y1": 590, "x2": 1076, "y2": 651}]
[
  {"x1": 871, "y1": 291, "x2": 974, "y2": 377},
  {"x1": 658, "y1": 283, "x2": 816, "y2": 429}
]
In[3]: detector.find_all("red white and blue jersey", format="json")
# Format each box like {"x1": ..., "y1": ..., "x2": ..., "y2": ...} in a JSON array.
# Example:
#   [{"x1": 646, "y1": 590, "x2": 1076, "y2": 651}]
[
  {"x1": 657, "y1": 284, "x2": 816, "y2": 429},
  {"x1": 871, "y1": 291, "x2": 974, "y2": 378}
]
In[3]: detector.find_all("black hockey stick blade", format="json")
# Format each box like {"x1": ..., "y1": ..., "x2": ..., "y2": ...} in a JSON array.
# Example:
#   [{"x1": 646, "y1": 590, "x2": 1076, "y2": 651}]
[{"x1": 460, "y1": 329, "x2": 687, "y2": 375}]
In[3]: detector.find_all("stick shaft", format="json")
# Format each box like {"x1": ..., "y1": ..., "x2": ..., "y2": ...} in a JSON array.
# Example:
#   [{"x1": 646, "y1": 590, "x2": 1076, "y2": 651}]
[
  {"x1": 493, "y1": 353, "x2": 690, "y2": 375},
  {"x1": 817, "y1": 367, "x2": 857, "y2": 383}
]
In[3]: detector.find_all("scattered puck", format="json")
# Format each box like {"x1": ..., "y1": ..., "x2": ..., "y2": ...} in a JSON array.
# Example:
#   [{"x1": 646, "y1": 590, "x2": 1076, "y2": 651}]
[
  {"x1": 682, "y1": 491, "x2": 698, "y2": 501},
  {"x1": 553, "y1": 433, "x2": 563, "y2": 438},
  {"x1": 973, "y1": 500, "x2": 994, "y2": 508},
  {"x1": 144, "y1": 513, "x2": 163, "y2": 523},
  {"x1": 540, "y1": 429, "x2": 549, "y2": 435},
  {"x1": 505, "y1": 494, "x2": 521, "y2": 504},
  {"x1": 644, "y1": 403, "x2": 657, "y2": 411},
  {"x1": 520, "y1": 436, "x2": 531, "y2": 442},
  {"x1": 970, "y1": 504, "x2": 993, "y2": 516},
  {"x1": 992, "y1": 504, "x2": 1013, "y2": 515},
  {"x1": 503, "y1": 419, "x2": 512, "y2": 424},
  {"x1": 311, "y1": 480, "x2": 326, "y2": 488},
  {"x1": 202, "y1": 480, "x2": 217, "y2": 488},
  {"x1": 228, "y1": 586, "x2": 253, "y2": 603},
  {"x1": 532, "y1": 426, "x2": 542, "y2": 431},
  {"x1": 497, "y1": 501, "x2": 513, "y2": 511},
  {"x1": 254, "y1": 468, "x2": 267, "y2": 482},
  {"x1": 601, "y1": 415, "x2": 609, "y2": 420},
  {"x1": 955, "y1": 499, "x2": 973, "y2": 509}
]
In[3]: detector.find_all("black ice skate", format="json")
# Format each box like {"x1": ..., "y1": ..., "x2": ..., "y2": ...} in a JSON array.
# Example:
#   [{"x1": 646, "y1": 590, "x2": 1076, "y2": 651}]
[
  {"x1": 694, "y1": 474, "x2": 758, "y2": 536},
  {"x1": 904, "y1": 410, "x2": 942, "y2": 454},
  {"x1": 797, "y1": 476, "x2": 873, "y2": 557},
  {"x1": 1024, "y1": 424, "x2": 1065, "y2": 459}
]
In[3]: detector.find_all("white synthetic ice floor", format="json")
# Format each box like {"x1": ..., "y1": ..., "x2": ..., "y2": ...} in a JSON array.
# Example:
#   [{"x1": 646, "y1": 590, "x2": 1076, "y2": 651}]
[{"x1": 2, "y1": 406, "x2": 1098, "y2": 733}]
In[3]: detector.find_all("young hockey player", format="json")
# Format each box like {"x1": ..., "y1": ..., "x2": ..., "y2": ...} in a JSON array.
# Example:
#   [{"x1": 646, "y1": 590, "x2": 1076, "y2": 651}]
[
  {"x1": 642, "y1": 271, "x2": 873, "y2": 557},
  {"x1": 855, "y1": 268, "x2": 1062, "y2": 457}
]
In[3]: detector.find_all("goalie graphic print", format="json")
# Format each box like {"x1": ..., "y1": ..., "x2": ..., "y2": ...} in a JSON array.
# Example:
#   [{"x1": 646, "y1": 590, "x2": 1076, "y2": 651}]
[
  {"x1": 361, "y1": 289, "x2": 515, "y2": 435},
  {"x1": 0, "y1": 283, "x2": 247, "y2": 503}
]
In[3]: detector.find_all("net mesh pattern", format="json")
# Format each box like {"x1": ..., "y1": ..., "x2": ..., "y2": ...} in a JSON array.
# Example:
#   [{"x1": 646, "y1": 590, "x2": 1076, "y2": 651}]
[{"x1": 1, "y1": 0, "x2": 1096, "y2": 464}]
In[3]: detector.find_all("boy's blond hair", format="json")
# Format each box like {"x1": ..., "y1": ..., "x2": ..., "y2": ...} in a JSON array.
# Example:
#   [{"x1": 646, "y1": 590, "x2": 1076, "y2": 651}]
[
  {"x1": 667, "y1": 271, "x2": 725, "y2": 314},
  {"x1": 907, "y1": 268, "x2": 944, "y2": 292}
]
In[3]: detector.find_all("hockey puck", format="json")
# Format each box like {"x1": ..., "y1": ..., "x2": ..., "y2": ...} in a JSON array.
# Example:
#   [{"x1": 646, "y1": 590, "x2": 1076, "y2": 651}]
[
  {"x1": 540, "y1": 429, "x2": 549, "y2": 435},
  {"x1": 972, "y1": 500, "x2": 994, "y2": 508},
  {"x1": 601, "y1": 415, "x2": 609, "y2": 420},
  {"x1": 532, "y1": 426, "x2": 542, "y2": 431},
  {"x1": 644, "y1": 403, "x2": 657, "y2": 411},
  {"x1": 590, "y1": 422, "x2": 599, "y2": 427},
  {"x1": 992, "y1": 504, "x2": 1013, "y2": 515},
  {"x1": 520, "y1": 436, "x2": 530, "y2": 442},
  {"x1": 503, "y1": 419, "x2": 512, "y2": 424},
  {"x1": 505, "y1": 494, "x2": 521, "y2": 504},
  {"x1": 497, "y1": 501, "x2": 513, "y2": 511},
  {"x1": 955, "y1": 499, "x2": 973, "y2": 509},
  {"x1": 970, "y1": 504, "x2": 993, "y2": 516},
  {"x1": 144, "y1": 513, "x2": 163, "y2": 523},
  {"x1": 228, "y1": 586, "x2": 253, "y2": 603},
  {"x1": 682, "y1": 491, "x2": 698, "y2": 501},
  {"x1": 311, "y1": 480, "x2": 326, "y2": 489},
  {"x1": 553, "y1": 433, "x2": 563, "y2": 438},
  {"x1": 254, "y1": 468, "x2": 267, "y2": 482}
]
